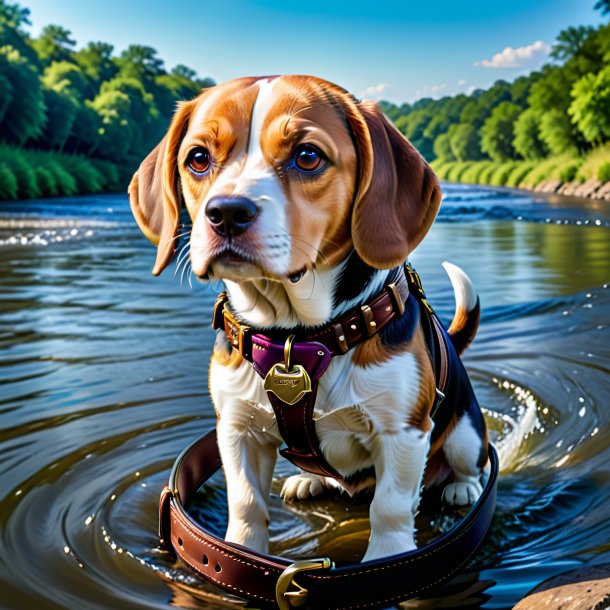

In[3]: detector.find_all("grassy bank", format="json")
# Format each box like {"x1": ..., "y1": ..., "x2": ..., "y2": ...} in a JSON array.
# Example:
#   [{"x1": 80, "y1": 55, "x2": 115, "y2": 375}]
[
  {"x1": 0, "y1": 145, "x2": 132, "y2": 200},
  {"x1": 431, "y1": 144, "x2": 610, "y2": 198}
]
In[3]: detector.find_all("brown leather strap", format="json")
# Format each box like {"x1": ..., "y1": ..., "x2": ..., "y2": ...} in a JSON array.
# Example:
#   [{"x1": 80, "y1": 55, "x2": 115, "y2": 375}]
[
  {"x1": 431, "y1": 315, "x2": 449, "y2": 394},
  {"x1": 404, "y1": 263, "x2": 451, "y2": 418},
  {"x1": 160, "y1": 430, "x2": 499, "y2": 610},
  {"x1": 215, "y1": 268, "x2": 409, "y2": 358},
  {"x1": 269, "y1": 384, "x2": 342, "y2": 478}
]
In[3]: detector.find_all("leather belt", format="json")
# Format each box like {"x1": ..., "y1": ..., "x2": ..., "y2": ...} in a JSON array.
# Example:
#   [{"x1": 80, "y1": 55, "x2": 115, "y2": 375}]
[{"x1": 159, "y1": 431, "x2": 498, "y2": 610}]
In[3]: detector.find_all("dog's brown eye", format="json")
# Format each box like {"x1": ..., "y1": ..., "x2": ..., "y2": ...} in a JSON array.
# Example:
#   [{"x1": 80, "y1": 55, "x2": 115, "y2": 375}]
[
  {"x1": 187, "y1": 147, "x2": 211, "y2": 174},
  {"x1": 294, "y1": 144, "x2": 325, "y2": 173}
]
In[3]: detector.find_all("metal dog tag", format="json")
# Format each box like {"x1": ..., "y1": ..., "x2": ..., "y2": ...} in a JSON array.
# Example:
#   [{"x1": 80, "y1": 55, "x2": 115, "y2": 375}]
[{"x1": 264, "y1": 363, "x2": 312, "y2": 405}]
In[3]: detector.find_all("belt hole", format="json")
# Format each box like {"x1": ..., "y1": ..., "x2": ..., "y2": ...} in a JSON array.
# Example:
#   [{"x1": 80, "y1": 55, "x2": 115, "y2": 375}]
[
  {"x1": 202, "y1": 554, "x2": 209, "y2": 566},
  {"x1": 215, "y1": 562, "x2": 222, "y2": 573},
  {"x1": 177, "y1": 537, "x2": 183, "y2": 548}
]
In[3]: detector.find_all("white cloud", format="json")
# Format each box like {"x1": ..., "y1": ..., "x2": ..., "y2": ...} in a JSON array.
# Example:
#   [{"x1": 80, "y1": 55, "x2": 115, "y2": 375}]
[
  {"x1": 475, "y1": 40, "x2": 551, "y2": 69},
  {"x1": 457, "y1": 79, "x2": 467, "y2": 87},
  {"x1": 412, "y1": 83, "x2": 447, "y2": 100},
  {"x1": 359, "y1": 83, "x2": 391, "y2": 100}
]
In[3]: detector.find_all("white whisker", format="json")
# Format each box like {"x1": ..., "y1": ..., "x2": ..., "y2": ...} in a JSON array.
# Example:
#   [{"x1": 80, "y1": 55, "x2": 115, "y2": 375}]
[
  {"x1": 180, "y1": 257, "x2": 191, "y2": 286},
  {"x1": 168, "y1": 229, "x2": 192, "y2": 243},
  {"x1": 174, "y1": 240, "x2": 191, "y2": 277}
]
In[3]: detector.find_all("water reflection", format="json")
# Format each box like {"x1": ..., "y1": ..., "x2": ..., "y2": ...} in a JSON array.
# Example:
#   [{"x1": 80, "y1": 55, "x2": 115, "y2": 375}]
[{"x1": 0, "y1": 188, "x2": 609, "y2": 609}]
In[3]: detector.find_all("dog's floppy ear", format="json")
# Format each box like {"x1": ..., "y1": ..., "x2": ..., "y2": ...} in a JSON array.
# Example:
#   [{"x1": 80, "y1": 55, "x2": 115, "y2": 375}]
[
  {"x1": 128, "y1": 100, "x2": 195, "y2": 275},
  {"x1": 347, "y1": 101, "x2": 442, "y2": 269}
]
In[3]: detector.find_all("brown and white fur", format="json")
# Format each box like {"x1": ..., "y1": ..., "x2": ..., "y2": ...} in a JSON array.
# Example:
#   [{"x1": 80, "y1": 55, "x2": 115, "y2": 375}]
[{"x1": 129, "y1": 75, "x2": 488, "y2": 562}]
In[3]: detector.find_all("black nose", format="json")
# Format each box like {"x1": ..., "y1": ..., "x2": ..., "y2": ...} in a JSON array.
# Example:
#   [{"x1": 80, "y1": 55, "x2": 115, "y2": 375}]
[{"x1": 205, "y1": 196, "x2": 258, "y2": 238}]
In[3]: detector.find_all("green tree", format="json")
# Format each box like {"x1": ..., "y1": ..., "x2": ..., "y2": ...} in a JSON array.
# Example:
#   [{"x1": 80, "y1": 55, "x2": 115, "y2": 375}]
[
  {"x1": 511, "y1": 72, "x2": 542, "y2": 107},
  {"x1": 395, "y1": 108, "x2": 434, "y2": 160},
  {"x1": 0, "y1": 0, "x2": 37, "y2": 62},
  {"x1": 87, "y1": 88, "x2": 134, "y2": 159},
  {"x1": 0, "y1": 72, "x2": 12, "y2": 122},
  {"x1": 38, "y1": 61, "x2": 91, "y2": 149},
  {"x1": 449, "y1": 123, "x2": 483, "y2": 161},
  {"x1": 513, "y1": 108, "x2": 548, "y2": 160},
  {"x1": 66, "y1": 104, "x2": 100, "y2": 155},
  {"x1": 478, "y1": 80, "x2": 512, "y2": 112},
  {"x1": 40, "y1": 88, "x2": 77, "y2": 149},
  {"x1": 423, "y1": 113, "x2": 452, "y2": 142},
  {"x1": 0, "y1": 0, "x2": 29, "y2": 29},
  {"x1": 379, "y1": 100, "x2": 412, "y2": 122},
  {"x1": 528, "y1": 65, "x2": 571, "y2": 111},
  {"x1": 42, "y1": 60, "x2": 89, "y2": 101},
  {"x1": 539, "y1": 109, "x2": 580, "y2": 155},
  {"x1": 550, "y1": 26, "x2": 595, "y2": 61},
  {"x1": 98, "y1": 74, "x2": 160, "y2": 150},
  {"x1": 116, "y1": 44, "x2": 164, "y2": 82},
  {"x1": 32, "y1": 24, "x2": 76, "y2": 66},
  {"x1": 594, "y1": 0, "x2": 610, "y2": 14},
  {"x1": 433, "y1": 132, "x2": 456, "y2": 162},
  {"x1": 155, "y1": 65, "x2": 202, "y2": 116},
  {"x1": 569, "y1": 66, "x2": 610, "y2": 145},
  {"x1": 459, "y1": 97, "x2": 485, "y2": 128},
  {"x1": 0, "y1": 45, "x2": 46, "y2": 144},
  {"x1": 480, "y1": 101, "x2": 522, "y2": 161},
  {"x1": 73, "y1": 41, "x2": 117, "y2": 94}
]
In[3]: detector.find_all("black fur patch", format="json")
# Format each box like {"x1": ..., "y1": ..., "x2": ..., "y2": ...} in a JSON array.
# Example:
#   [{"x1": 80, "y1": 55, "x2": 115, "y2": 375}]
[
  {"x1": 379, "y1": 293, "x2": 420, "y2": 348},
  {"x1": 332, "y1": 251, "x2": 377, "y2": 308}
]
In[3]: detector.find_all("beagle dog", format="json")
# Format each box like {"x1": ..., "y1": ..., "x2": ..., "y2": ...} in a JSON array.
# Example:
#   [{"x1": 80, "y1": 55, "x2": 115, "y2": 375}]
[{"x1": 129, "y1": 75, "x2": 488, "y2": 562}]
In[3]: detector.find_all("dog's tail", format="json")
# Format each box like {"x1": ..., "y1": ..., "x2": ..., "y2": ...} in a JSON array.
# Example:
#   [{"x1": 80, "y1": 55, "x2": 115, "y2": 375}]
[{"x1": 442, "y1": 261, "x2": 480, "y2": 355}]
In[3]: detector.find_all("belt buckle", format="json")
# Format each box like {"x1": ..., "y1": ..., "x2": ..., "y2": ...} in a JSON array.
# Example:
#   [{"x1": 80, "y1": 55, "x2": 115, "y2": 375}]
[{"x1": 276, "y1": 557, "x2": 332, "y2": 609}]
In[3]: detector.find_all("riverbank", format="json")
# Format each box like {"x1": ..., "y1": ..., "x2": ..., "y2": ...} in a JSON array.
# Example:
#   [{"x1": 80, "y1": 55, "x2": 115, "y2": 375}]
[
  {"x1": 431, "y1": 145, "x2": 610, "y2": 202},
  {"x1": 0, "y1": 145, "x2": 130, "y2": 201}
]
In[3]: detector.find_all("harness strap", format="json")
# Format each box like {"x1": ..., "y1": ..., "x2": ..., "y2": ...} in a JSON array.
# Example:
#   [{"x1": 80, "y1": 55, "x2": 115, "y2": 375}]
[
  {"x1": 269, "y1": 385, "x2": 342, "y2": 478},
  {"x1": 404, "y1": 263, "x2": 449, "y2": 419}
]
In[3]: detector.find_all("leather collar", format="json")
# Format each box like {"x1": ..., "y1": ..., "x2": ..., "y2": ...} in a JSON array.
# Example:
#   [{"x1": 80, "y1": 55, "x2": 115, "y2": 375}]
[
  {"x1": 159, "y1": 431, "x2": 498, "y2": 609},
  {"x1": 212, "y1": 265, "x2": 410, "y2": 362}
]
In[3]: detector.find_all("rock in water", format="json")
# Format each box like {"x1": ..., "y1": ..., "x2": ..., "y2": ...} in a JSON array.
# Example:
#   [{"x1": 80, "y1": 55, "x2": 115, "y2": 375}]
[{"x1": 513, "y1": 564, "x2": 610, "y2": 610}]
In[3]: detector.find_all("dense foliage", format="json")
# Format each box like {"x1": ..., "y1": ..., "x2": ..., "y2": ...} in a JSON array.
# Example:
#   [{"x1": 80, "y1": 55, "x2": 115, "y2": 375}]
[
  {"x1": 0, "y1": 0, "x2": 214, "y2": 198},
  {"x1": 382, "y1": 8, "x2": 610, "y2": 187},
  {"x1": 0, "y1": 1, "x2": 608, "y2": 200}
]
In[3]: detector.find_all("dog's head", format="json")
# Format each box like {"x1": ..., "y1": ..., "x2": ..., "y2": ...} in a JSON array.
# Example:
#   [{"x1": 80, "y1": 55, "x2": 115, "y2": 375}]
[{"x1": 129, "y1": 75, "x2": 441, "y2": 280}]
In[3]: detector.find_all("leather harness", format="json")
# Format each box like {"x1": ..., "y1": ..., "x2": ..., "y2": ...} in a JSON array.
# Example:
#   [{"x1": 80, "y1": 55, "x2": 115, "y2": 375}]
[
  {"x1": 158, "y1": 263, "x2": 498, "y2": 609},
  {"x1": 212, "y1": 264, "x2": 449, "y2": 478}
]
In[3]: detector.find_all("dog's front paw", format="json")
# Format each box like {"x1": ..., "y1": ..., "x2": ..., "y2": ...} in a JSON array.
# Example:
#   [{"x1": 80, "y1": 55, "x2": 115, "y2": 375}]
[
  {"x1": 442, "y1": 478, "x2": 483, "y2": 506},
  {"x1": 281, "y1": 473, "x2": 325, "y2": 502}
]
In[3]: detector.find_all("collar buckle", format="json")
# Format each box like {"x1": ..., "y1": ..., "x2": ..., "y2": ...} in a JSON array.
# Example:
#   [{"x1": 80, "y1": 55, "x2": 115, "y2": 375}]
[
  {"x1": 212, "y1": 292, "x2": 228, "y2": 330},
  {"x1": 276, "y1": 557, "x2": 332, "y2": 609}
]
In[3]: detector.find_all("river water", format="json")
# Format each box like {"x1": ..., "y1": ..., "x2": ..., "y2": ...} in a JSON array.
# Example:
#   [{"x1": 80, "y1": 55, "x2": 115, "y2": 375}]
[{"x1": 0, "y1": 184, "x2": 608, "y2": 609}]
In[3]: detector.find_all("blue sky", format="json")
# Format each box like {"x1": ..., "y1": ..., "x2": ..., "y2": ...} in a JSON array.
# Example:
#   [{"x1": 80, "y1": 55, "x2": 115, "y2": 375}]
[{"x1": 24, "y1": 0, "x2": 604, "y2": 104}]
